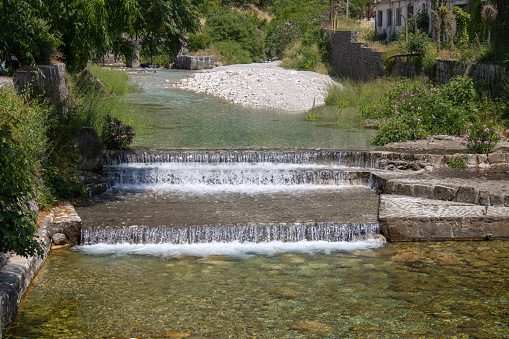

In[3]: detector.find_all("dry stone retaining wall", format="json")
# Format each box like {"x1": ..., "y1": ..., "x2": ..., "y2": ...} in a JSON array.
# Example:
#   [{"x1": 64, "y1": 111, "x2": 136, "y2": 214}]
[
  {"x1": 330, "y1": 31, "x2": 385, "y2": 80},
  {"x1": 329, "y1": 30, "x2": 507, "y2": 83}
]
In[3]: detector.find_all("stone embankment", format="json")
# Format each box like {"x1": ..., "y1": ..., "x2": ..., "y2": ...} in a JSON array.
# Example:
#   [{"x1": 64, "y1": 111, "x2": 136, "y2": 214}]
[
  {"x1": 174, "y1": 61, "x2": 336, "y2": 112},
  {"x1": 372, "y1": 137, "x2": 509, "y2": 241},
  {"x1": 0, "y1": 203, "x2": 81, "y2": 338}
]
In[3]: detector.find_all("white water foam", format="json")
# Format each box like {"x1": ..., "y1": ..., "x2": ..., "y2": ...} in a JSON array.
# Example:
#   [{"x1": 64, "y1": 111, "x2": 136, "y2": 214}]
[
  {"x1": 106, "y1": 162, "x2": 365, "y2": 194},
  {"x1": 76, "y1": 240, "x2": 384, "y2": 258}
]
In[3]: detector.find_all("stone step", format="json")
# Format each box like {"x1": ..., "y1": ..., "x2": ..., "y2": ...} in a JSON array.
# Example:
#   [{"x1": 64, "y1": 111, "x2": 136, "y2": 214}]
[
  {"x1": 370, "y1": 170, "x2": 509, "y2": 207},
  {"x1": 379, "y1": 194, "x2": 509, "y2": 241}
]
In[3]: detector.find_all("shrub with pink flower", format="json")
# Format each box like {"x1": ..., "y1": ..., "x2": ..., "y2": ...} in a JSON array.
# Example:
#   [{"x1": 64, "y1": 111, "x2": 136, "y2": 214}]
[
  {"x1": 462, "y1": 122, "x2": 507, "y2": 155},
  {"x1": 101, "y1": 117, "x2": 136, "y2": 150}
]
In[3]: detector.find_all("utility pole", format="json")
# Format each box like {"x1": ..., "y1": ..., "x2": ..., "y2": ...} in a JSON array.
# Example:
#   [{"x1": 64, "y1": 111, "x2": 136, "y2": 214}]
[{"x1": 346, "y1": 0, "x2": 349, "y2": 18}]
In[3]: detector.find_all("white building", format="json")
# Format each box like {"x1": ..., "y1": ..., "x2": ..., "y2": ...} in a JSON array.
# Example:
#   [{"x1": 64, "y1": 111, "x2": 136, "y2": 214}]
[{"x1": 373, "y1": 0, "x2": 469, "y2": 41}]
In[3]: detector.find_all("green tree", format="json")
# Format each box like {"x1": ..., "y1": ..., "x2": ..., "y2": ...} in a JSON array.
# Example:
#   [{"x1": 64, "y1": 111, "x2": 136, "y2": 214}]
[
  {"x1": 205, "y1": 8, "x2": 265, "y2": 62},
  {"x1": 136, "y1": 0, "x2": 200, "y2": 63},
  {"x1": 1, "y1": 0, "x2": 199, "y2": 73},
  {"x1": 0, "y1": 0, "x2": 61, "y2": 74}
]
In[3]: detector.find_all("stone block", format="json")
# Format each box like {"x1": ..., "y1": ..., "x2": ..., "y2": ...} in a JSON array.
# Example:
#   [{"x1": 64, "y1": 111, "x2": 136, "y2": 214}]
[
  {"x1": 505, "y1": 194, "x2": 509, "y2": 207},
  {"x1": 455, "y1": 186, "x2": 477, "y2": 204},
  {"x1": 477, "y1": 154, "x2": 488, "y2": 165},
  {"x1": 384, "y1": 180, "x2": 398, "y2": 194},
  {"x1": 487, "y1": 152, "x2": 506, "y2": 164},
  {"x1": 478, "y1": 190, "x2": 490, "y2": 206},
  {"x1": 397, "y1": 183, "x2": 413, "y2": 196},
  {"x1": 413, "y1": 185, "x2": 433, "y2": 199},
  {"x1": 490, "y1": 193, "x2": 504, "y2": 206},
  {"x1": 428, "y1": 155, "x2": 446, "y2": 167},
  {"x1": 434, "y1": 185, "x2": 457, "y2": 201},
  {"x1": 73, "y1": 127, "x2": 104, "y2": 173},
  {"x1": 465, "y1": 154, "x2": 478, "y2": 166},
  {"x1": 52, "y1": 233, "x2": 68, "y2": 245}
]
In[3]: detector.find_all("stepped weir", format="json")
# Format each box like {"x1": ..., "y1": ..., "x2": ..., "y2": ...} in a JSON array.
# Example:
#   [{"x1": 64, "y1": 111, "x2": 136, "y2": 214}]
[{"x1": 79, "y1": 149, "x2": 383, "y2": 246}]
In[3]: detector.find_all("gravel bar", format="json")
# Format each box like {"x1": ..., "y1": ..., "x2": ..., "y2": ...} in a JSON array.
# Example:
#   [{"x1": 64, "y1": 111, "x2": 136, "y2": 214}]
[{"x1": 174, "y1": 61, "x2": 337, "y2": 113}]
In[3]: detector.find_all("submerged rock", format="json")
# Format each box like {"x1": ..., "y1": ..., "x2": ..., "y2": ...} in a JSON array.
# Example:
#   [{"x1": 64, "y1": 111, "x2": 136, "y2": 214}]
[
  {"x1": 349, "y1": 325, "x2": 380, "y2": 332},
  {"x1": 391, "y1": 252, "x2": 426, "y2": 262},
  {"x1": 290, "y1": 321, "x2": 334, "y2": 334},
  {"x1": 271, "y1": 289, "x2": 301, "y2": 300},
  {"x1": 52, "y1": 233, "x2": 68, "y2": 245}
]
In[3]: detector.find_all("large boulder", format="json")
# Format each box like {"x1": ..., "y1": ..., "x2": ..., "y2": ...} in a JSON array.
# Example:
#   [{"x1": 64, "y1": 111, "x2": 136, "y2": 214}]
[{"x1": 74, "y1": 127, "x2": 104, "y2": 173}]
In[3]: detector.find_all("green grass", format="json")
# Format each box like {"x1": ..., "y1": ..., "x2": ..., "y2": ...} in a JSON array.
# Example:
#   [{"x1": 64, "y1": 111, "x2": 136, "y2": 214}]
[
  {"x1": 323, "y1": 77, "x2": 401, "y2": 127},
  {"x1": 71, "y1": 64, "x2": 147, "y2": 138}
]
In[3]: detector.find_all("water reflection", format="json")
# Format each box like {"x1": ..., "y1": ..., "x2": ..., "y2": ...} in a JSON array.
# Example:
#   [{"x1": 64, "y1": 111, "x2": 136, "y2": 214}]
[{"x1": 126, "y1": 69, "x2": 376, "y2": 149}]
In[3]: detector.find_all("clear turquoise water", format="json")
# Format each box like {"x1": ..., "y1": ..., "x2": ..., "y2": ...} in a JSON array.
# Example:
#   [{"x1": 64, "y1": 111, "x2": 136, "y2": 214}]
[
  {"x1": 7, "y1": 241, "x2": 509, "y2": 338},
  {"x1": 126, "y1": 69, "x2": 376, "y2": 149}
]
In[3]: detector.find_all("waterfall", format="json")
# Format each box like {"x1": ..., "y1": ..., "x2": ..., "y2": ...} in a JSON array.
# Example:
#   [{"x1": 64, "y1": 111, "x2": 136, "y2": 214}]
[
  {"x1": 81, "y1": 149, "x2": 382, "y2": 247},
  {"x1": 81, "y1": 223, "x2": 380, "y2": 245},
  {"x1": 105, "y1": 149, "x2": 382, "y2": 168}
]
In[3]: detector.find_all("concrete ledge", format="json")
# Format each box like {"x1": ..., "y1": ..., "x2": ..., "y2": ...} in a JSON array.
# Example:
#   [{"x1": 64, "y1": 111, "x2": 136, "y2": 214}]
[{"x1": 379, "y1": 195, "x2": 509, "y2": 241}]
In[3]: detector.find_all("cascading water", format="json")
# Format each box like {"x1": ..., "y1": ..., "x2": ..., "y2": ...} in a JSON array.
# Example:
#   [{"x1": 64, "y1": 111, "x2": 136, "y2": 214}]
[{"x1": 79, "y1": 150, "x2": 382, "y2": 249}]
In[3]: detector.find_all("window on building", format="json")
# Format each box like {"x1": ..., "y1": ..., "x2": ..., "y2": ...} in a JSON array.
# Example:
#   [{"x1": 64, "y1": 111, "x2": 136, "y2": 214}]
[
  {"x1": 387, "y1": 9, "x2": 392, "y2": 26},
  {"x1": 408, "y1": 5, "x2": 413, "y2": 19},
  {"x1": 378, "y1": 10, "x2": 383, "y2": 26},
  {"x1": 396, "y1": 8, "x2": 401, "y2": 26}
]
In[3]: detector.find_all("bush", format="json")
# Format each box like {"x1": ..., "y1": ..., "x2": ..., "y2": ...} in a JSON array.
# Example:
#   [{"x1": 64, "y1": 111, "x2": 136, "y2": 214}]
[
  {"x1": 368, "y1": 78, "x2": 479, "y2": 145},
  {"x1": 265, "y1": 21, "x2": 303, "y2": 60},
  {"x1": 213, "y1": 40, "x2": 253, "y2": 64},
  {"x1": 462, "y1": 122, "x2": 508, "y2": 155},
  {"x1": 279, "y1": 42, "x2": 323, "y2": 71},
  {"x1": 188, "y1": 33, "x2": 211, "y2": 51},
  {"x1": 0, "y1": 88, "x2": 47, "y2": 257},
  {"x1": 101, "y1": 117, "x2": 136, "y2": 150}
]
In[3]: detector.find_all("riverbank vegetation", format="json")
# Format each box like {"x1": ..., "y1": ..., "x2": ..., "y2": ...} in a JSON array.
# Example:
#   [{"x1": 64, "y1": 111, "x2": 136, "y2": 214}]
[
  {"x1": 322, "y1": 1, "x2": 509, "y2": 150},
  {"x1": 0, "y1": 64, "x2": 139, "y2": 256},
  {"x1": 0, "y1": 89, "x2": 48, "y2": 257}
]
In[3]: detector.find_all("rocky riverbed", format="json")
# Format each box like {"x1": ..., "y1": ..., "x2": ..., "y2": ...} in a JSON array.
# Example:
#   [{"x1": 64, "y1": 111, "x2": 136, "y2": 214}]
[{"x1": 174, "y1": 61, "x2": 336, "y2": 113}]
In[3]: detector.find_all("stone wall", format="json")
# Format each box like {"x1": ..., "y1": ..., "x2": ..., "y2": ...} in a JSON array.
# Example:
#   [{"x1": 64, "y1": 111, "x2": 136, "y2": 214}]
[
  {"x1": 14, "y1": 63, "x2": 69, "y2": 106},
  {"x1": 329, "y1": 30, "x2": 508, "y2": 83},
  {"x1": 0, "y1": 204, "x2": 82, "y2": 338},
  {"x1": 330, "y1": 31, "x2": 385, "y2": 80},
  {"x1": 172, "y1": 55, "x2": 215, "y2": 70},
  {"x1": 436, "y1": 60, "x2": 507, "y2": 84}
]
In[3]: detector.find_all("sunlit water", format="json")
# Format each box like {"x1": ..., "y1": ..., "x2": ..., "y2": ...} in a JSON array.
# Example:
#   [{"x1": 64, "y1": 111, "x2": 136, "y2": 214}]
[
  {"x1": 7, "y1": 242, "x2": 509, "y2": 338},
  {"x1": 126, "y1": 69, "x2": 376, "y2": 149}
]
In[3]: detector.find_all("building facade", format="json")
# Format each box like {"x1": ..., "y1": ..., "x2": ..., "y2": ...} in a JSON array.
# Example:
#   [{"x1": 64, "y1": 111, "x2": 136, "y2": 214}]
[{"x1": 373, "y1": 0, "x2": 469, "y2": 41}]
